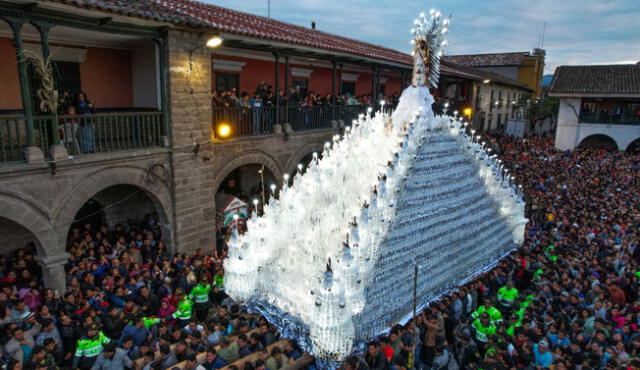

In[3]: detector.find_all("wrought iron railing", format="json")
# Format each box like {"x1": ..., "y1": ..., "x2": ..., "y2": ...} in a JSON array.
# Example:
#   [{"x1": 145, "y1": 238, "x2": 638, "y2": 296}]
[
  {"x1": 579, "y1": 112, "x2": 640, "y2": 125},
  {"x1": 212, "y1": 105, "x2": 375, "y2": 138},
  {"x1": 0, "y1": 112, "x2": 164, "y2": 164}
]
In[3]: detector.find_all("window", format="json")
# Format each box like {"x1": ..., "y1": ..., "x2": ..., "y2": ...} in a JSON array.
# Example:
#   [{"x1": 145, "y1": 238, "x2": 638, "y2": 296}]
[
  {"x1": 489, "y1": 90, "x2": 495, "y2": 110},
  {"x1": 341, "y1": 81, "x2": 356, "y2": 96},
  {"x1": 292, "y1": 78, "x2": 308, "y2": 97},
  {"x1": 215, "y1": 72, "x2": 239, "y2": 93}
]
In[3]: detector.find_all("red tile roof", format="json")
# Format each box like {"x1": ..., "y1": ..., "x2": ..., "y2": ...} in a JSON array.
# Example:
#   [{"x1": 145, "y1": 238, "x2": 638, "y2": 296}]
[
  {"x1": 48, "y1": 0, "x2": 414, "y2": 66},
  {"x1": 44, "y1": 0, "x2": 529, "y2": 88},
  {"x1": 443, "y1": 52, "x2": 531, "y2": 67}
]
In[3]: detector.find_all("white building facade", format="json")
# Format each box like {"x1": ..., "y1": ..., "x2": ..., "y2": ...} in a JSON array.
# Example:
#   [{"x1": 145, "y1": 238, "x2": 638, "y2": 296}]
[{"x1": 550, "y1": 64, "x2": 640, "y2": 151}]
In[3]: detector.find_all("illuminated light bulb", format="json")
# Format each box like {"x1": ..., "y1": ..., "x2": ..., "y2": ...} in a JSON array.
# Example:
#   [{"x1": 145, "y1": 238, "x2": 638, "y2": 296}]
[
  {"x1": 476, "y1": 135, "x2": 481, "y2": 140},
  {"x1": 430, "y1": 8, "x2": 436, "y2": 14},
  {"x1": 443, "y1": 18, "x2": 450, "y2": 25},
  {"x1": 410, "y1": 40, "x2": 415, "y2": 45},
  {"x1": 441, "y1": 27, "x2": 448, "y2": 34},
  {"x1": 312, "y1": 152, "x2": 318, "y2": 159},
  {"x1": 444, "y1": 102, "x2": 449, "y2": 108},
  {"x1": 380, "y1": 100, "x2": 386, "y2": 106},
  {"x1": 358, "y1": 114, "x2": 364, "y2": 119},
  {"x1": 352, "y1": 119, "x2": 357, "y2": 125},
  {"x1": 410, "y1": 28, "x2": 416, "y2": 34},
  {"x1": 453, "y1": 110, "x2": 458, "y2": 116},
  {"x1": 283, "y1": 174, "x2": 290, "y2": 183},
  {"x1": 270, "y1": 184, "x2": 276, "y2": 193},
  {"x1": 252, "y1": 199, "x2": 259, "y2": 207},
  {"x1": 345, "y1": 126, "x2": 351, "y2": 132},
  {"x1": 297, "y1": 163, "x2": 304, "y2": 172},
  {"x1": 414, "y1": 19, "x2": 419, "y2": 25},
  {"x1": 367, "y1": 107, "x2": 373, "y2": 113},
  {"x1": 324, "y1": 141, "x2": 331, "y2": 148},
  {"x1": 419, "y1": 12, "x2": 425, "y2": 17},
  {"x1": 233, "y1": 214, "x2": 239, "y2": 221}
]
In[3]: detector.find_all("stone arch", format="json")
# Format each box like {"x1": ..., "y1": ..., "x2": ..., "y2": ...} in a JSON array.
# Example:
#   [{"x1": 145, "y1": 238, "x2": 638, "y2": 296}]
[
  {"x1": 212, "y1": 150, "x2": 284, "y2": 195},
  {"x1": 0, "y1": 193, "x2": 52, "y2": 257},
  {"x1": 626, "y1": 138, "x2": 640, "y2": 153},
  {"x1": 53, "y1": 165, "x2": 174, "y2": 248},
  {"x1": 0, "y1": 195, "x2": 68, "y2": 292},
  {"x1": 578, "y1": 134, "x2": 619, "y2": 151},
  {"x1": 284, "y1": 142, "x2": 325, "y2": 175}
]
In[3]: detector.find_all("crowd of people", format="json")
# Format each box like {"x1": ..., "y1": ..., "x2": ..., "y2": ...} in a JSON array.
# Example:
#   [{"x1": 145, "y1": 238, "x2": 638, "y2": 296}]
[
  {"x1": 2, "y1": 132, "x2": 640, "y2": 370},
  {"x1": 212, "y1": 81, "x2": 400, "y2": 110}
]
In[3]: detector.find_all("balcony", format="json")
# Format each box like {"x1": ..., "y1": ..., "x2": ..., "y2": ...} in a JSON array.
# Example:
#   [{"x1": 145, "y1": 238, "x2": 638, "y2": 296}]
[
  {"x1": 212, "y1": 105, "x2": 372, "y2": 138},
  {"x1": 0, "y1": 112, "x2": 164, "y2": 164},
  {"x1": 579, "y1": 112, "x2": 640, "y2": 125}
]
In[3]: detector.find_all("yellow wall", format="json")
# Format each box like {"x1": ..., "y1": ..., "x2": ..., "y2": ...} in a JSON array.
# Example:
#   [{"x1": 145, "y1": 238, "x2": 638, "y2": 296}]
[{"x1": 518, "y1": 53, "x2": 545, "y2": 99}]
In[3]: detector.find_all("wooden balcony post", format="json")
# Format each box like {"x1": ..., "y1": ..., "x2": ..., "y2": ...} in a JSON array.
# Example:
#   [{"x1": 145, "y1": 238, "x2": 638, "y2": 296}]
[
  {"x1": 34, "y1": 22, "x2": 63, "y2": 148},
  {"x1": 273, "y1": 53, "x2": 280, "y2": 125},
  {"x1": 7, "y1": 20, "x2": 34, "y2": 144}
]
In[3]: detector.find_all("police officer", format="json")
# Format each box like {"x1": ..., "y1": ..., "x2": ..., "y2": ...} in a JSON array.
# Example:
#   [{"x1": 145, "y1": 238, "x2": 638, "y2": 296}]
[
  {"x1": 190, "y1": 276, "x2": 212, "y2": 322},
  {"x1": 73, "y1": 324, "x2": 111, "y2": 369},
  {"x1": 171, "y1": 288, "x2": 194, "y2": 328}
]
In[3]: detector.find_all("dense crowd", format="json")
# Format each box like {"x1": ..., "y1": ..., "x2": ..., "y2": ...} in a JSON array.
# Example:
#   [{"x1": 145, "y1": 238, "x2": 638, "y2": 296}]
[
  {"x1": 212, "y1": 81, "x2": 401, "y2": 110},
  {"x1": 2, "y1": 133, "x2": 640, "y2": 370}
]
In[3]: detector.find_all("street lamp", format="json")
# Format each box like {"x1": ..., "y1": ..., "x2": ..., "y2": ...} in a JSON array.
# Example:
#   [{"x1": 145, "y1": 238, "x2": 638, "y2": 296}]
[{"x1": 216, "y1": 123, "x2": 231, "y2": 139}]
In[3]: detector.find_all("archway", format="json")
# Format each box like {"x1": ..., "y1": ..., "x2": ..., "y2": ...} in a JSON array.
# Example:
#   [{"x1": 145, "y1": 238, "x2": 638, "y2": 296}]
[
  {"x1": 66, "y1": 184, "x2": 170, "y2": 258},
  {"x1": 217, "y1": 164, "x2": 277, "y2": 203},
  {"x1": 578, "y1": 134, "x2": 619, "y2": 151},
  {"x1": 0, "y1": 216, "x2": 42, "y2": 261},
  {"x1": 626, "y1": 138, "x2": 640, "y2": 153}
]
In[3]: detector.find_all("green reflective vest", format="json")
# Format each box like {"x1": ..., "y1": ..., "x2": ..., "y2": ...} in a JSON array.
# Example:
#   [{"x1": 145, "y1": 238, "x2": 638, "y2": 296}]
[
  {"x1": 190, "y1": 283, "x2": 212, "y2": 304},
  {"x1": 533, "y1": 268, "x2": 544, "y2": 280},
  {"x1": 472, "y1": 305, "x2": 502, "y2": 324},
  {"x1": 472, "y1": 318, "x2": 496, "y2": 342},
  {"x1": 497, "y1": 286, "x2": 518, "y2": 303},
  {"x1": 143, "y1": 317, "x2": 160, "y2": 328},
  {"x1": 173, "y1": 297, "x2": 194, "y2": 320},
  {"x1": 75, "y1": 331, "x2": 110, "y2": 358},
  {"x1": 544, "y1": 245, "x2": 558, "y2": 261},
  {"x1": 214, "y1": 274, "x2": 224, "y2": 291}
]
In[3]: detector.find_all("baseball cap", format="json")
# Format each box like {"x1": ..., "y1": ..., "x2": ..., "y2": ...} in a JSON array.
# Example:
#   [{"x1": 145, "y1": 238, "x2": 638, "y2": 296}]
[{"x1": 539, "y1": 340, "x2": 548, "y2": 347}]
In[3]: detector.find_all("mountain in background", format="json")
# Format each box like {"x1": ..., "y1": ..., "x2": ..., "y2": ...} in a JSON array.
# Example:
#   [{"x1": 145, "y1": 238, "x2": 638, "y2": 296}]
[{"x1": 542, "y1": 74, "x2": 554, "y2": 87}]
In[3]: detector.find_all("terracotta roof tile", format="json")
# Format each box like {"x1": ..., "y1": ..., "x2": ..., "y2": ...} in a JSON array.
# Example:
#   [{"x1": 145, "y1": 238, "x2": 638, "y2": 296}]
[
  {"x1": 443, "y1": 52, "x2": 530, "y2": 67},
  {"x1": 549, "y1": 64, "x2": 640, "y2": 95}
]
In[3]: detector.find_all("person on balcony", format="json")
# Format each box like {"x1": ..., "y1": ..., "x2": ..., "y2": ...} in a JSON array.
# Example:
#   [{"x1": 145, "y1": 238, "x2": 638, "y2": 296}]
[
  {"x1": 59, "y1": 106, "x2": 80, "y2": 154},
  {"x1": 250, "y1": 93, "x2": 264, "y2": 134},
  {"x1": 76, "y1": 92, "x2": 95, "y2": 153}
]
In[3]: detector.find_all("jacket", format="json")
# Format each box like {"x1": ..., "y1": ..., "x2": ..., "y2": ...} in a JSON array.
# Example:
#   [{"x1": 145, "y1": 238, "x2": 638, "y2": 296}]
[
  {"x1": 5, "y1": 324, "x2": 41, "y2": 361},
  {"x1": 91, "y1": 348, "x2": 134, "y2": 370}
]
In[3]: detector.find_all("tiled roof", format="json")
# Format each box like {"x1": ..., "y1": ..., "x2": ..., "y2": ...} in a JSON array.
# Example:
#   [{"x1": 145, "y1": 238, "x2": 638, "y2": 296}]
[
  {"x1": 443, "y1": 52, "x2": 531, "y2": 67},
  {"x1": 441, "y1": 61, "x2": 533, "y2": 91},
  {"x1": 44, "y1": 0, "x2": 532, "y2": 86},
  {"x1": 47, "y1": 0, "x2": 414, "y2": 66},
  {"x1": 549, "y1": 64, "x2": 640, "y2": 95}
]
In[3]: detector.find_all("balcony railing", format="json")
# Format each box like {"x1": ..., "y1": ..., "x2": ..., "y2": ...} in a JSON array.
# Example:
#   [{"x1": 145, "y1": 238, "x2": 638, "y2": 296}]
[
  {"x1": 579, "y1": 112, "x2": 640, "y2": 125},
  {"x1": 212, "y1": 105, "x2": 373, "y2": 138},
  {"x1": 0, "y1": 112, "x2": 164, "y2": 164}
]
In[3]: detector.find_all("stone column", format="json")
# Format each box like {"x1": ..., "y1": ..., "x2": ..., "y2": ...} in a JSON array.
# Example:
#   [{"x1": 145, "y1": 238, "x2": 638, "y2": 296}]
[
  {"x1": 35, "y1": 253, "x2": 69, "y2": 293},
  {"x1": 166, "y1": 30, "x2": 216, "y2": 253}
]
